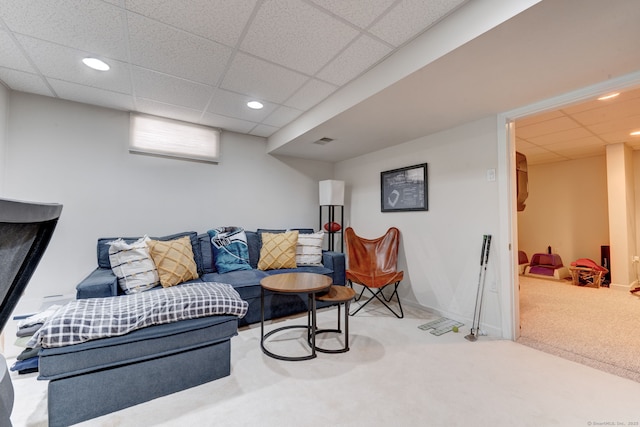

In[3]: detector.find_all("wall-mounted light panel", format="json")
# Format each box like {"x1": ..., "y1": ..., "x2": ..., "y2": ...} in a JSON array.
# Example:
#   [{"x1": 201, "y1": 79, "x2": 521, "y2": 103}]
[{"x1": 130, "y1": 113, "x2": 220, "y2": 163}]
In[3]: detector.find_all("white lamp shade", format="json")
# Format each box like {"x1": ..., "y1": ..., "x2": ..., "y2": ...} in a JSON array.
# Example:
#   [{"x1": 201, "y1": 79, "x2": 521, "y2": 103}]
[{"x1": 319, "y1": 180, "x2": 345, "y2": 206}]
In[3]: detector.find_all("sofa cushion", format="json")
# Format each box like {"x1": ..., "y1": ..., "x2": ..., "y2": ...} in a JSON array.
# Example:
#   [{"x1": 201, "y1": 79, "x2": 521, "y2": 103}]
[
  {"x1": 246, "y1": 231, "x2": 260, "y2": 269},
  {"x1": 265, "y1": 265, "x2": 334, "y2": 277},
  {"x1": 107, "y1": 236, "x2": 160, "y2": 294},
  {"x1": 258, "y1": 231, "x2": 298, "y2": 270},
  {"x1": 201, "y1": 269, "x2": 268, "y2": 300},
  {"x1": 197, "y1": 233, "x2": 215, "y2": 274},
  {"x1": 97, "y1": 231, "x2": 202, "y2": 274},
  {"x1": 207, "y1": 227, "x2": 252, "y2": 274},
  {"x1": 38, "y1": 315, "x2": 239, "y2": 381},
  {"x1": 296, "y1": 231, "x2": 324, "y2": 266},
  {"x1": 147, "y1": 236, "x2": 198, "y2": 288}
]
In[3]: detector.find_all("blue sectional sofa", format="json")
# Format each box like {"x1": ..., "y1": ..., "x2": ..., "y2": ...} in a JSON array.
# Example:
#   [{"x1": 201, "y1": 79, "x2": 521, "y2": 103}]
[
  {"x1": 75, "y1": 229, "x2": 346, "y2": 325},
  {"x1": 38, "y1": 228, "x2": 345, "y2": 426}
]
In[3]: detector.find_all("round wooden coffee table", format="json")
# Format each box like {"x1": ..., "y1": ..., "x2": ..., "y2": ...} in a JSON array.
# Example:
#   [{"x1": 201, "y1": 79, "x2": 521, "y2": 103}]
[{"x1": 260, "y1": 272, "x2": 332, "y2": 361}]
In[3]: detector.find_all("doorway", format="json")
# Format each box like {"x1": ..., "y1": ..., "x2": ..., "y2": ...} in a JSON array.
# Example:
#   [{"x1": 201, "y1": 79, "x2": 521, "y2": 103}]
[{"x1": 498, "y1": 73, "x2": 640, "y2": 340}]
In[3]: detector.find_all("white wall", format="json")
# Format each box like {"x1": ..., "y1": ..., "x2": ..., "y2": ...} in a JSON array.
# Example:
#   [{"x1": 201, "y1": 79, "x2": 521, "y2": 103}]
[
  {"x1": 336, "y1": 116, "x2": 504, "y2": 335},
  {"x1": 518, "y1": 155, "x2": 609, "y2": 265},
  {"x1": 3, "y1": 92, "x2": 333, "y2": 299},
  {"x1": 0, "y1": 84, "x2": 8, "y2": 193}
]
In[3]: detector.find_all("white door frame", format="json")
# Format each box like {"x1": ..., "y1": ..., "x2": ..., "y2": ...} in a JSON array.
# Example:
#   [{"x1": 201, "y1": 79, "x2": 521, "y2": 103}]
[{"x1": 497, "y1": 70, "x2": 640, "y2": 340}]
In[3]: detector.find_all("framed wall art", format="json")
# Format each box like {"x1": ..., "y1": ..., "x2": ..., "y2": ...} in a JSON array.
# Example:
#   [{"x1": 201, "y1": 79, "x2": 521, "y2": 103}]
[{"x1": 381, "y1": 163, "x2": 428, "y2": 212}]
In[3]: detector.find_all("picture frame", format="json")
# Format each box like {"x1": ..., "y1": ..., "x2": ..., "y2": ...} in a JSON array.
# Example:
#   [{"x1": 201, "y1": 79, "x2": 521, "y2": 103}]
[{"x1": 381, "y1": 163, "x2": 428, "y2": 212}]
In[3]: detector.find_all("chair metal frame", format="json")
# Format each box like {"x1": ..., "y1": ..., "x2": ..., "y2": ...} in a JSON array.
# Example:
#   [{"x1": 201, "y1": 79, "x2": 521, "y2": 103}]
[{"x1": 345, "y1": 227, "x2": 404, "y2": 319}]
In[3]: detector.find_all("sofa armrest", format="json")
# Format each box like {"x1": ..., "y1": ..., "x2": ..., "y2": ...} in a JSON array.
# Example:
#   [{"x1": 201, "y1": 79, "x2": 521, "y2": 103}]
[
  {"x1": 322, "y1": 251, "x2": 345, "y2": 286},
  {"x1": 76, "y1": 268, "x2": 118, "y2": 299}
]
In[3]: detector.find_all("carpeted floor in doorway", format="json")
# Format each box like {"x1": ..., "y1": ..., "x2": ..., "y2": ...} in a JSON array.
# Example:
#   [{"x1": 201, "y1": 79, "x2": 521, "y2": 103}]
[{"x1": 518, "y1": 275, "x2": 640, "y2": 382}]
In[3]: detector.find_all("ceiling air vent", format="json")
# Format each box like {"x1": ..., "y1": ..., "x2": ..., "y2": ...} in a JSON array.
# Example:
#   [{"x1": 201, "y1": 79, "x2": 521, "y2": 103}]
[{"x1": 313, "y1": 137, "x2": 335, "y2": 145}]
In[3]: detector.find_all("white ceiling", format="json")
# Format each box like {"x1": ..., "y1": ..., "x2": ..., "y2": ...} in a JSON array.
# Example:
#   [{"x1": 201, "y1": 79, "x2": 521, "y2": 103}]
[
  {"x1": 1, "y1": 0, "x2": 639, "y2": 164},
  {"x1": 516, "y1": 87, "x2": 640, "y2": 165},
  {"x1": 0, "y1": 0, "x2": 467, "y2": 139}
]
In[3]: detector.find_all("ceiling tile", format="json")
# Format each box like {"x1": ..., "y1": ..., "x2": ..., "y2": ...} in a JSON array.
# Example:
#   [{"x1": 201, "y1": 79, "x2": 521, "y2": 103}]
[
  {"x1": 125, "y1": 0, "x2": 257, "y2": 47},
  {"x1": 250, "y1": 124, "x2": 279, "y2": 138},
  {"x1": 586, "y1": 114, "x2": 640, "y2": 134},
  {"x1": 524, "y1": 150, "x2": 569, "y2": 165},
  {"x1": 547, "y1": 135, "x2": 605, "y2": 151},
  {"x1": 221, "y1": 53, "x2": 308, "y2": 104},
  {"x1": 317, "y1": 35, "x2": 392, "y2": 86},
  {"x1": 0, "y1": 68, "x2": 54, "y2": 97},
  {"x1": 284, "y1": 78, "x2": 338, "y2": 111},
  {"x1": 516, "y1": 109, "x2": 565, "y2": 128},
  {"x1": 262, "y1": 106, "x2": 303, "y2": 128},
  {"x1": 310, "y1": 0, "x2": 396, "y2": 29},
  {"x1": 0, "y1": 0, "x2": 129, "y2": 60},
  {"x1": 48, "y1": 79, "x2": 134, "y2": 111},
  {"x1": 240, "y1": 0, "x2": 359, "y2": 75},
  {"x1": 559, "y1": 98, "x2": 602, "y2": 115},
  {"x1": 135, "y1": 98, "x2": 204, "y2": 124},
  {"x1": 207, "y1": 89, "x2": 277, "y2": 122},
  {"x1": 0, "y1": 29, "x2": 35, "y2": 73},
  {"x1": 132, "y1": 67, "x2": 213, "y2": 110},
  {"x1": 516, "y1": 116, "x2": 580, "y2": 139},
  {"x1": 126, "y1": 12, "x2": 232, "y2": 85},
  {"x1": 571, "y1": 98, "x2": 640, "y2": 126},
  {"x1": 550, "y1": 145, "x2": 606, "y2": 159},
  {"x1": 199, "y1": 111, "x2": 256, "y2": 134},
  {"x1": 527, "y1": 127, "x2": 593, "y2": 146},
  {"x1": 369, "y1": 0, "x2": 467, "y2": 47},
  {"x1": 626, "y1": 139, "x2": 640, "y2": 150},
  {"x1": 517, "y1": 145, "x2": 553, "y2": 156},
  {"x1": 515, "y1": 138, "x2": 536, "y2": 151},
  {"x1": 599, "y1": 129, "x2": 640, "y2": 144},
  {"x1": 16, "y1": 35, "x2": 132, "y2": 94}
]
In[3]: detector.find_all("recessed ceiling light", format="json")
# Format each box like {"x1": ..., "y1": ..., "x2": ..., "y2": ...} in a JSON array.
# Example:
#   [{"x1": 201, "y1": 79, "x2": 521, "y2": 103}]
[
  {"x1": 82, "y1": 57, "x2": 110, "y2": 71},
  {"x1": 247, "y1": 101, "x2": 263, "y2": 110},
  {"x1": 630, "y1": 130, "x2": 640, "y2": 137},
  {"x1": 597, "y1": 92, "x2": 620, "y2": 101}
]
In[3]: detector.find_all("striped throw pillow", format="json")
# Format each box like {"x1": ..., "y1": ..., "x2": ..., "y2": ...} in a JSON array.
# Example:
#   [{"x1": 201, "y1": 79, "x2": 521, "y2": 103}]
[
  {"x1": 108, "y1": 235, "x2": 159, "y2": 294},
  {"x1": 296, "y1": 231, "x2": 324, "y2": 266}
]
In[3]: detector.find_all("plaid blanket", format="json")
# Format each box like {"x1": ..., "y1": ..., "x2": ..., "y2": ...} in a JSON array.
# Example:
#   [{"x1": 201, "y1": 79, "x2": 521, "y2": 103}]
[{"x1": 28, "y1": 282, "x2": 248, "y2": 348}]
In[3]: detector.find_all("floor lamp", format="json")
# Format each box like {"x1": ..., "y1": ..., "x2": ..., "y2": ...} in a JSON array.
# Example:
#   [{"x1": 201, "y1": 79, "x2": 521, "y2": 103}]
[{"x1": 319, "y1": 180, "x2": 344, "y2": 252}]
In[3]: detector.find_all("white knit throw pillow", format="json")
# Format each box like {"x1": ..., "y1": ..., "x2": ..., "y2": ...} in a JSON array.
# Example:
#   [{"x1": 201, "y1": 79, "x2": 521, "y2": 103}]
[
  {"x1": 296, "y1": 231, "x2": 324, "y2": 266},
  {"x1": 108, "y1": 235, "x2": 159, "y2": 294}
]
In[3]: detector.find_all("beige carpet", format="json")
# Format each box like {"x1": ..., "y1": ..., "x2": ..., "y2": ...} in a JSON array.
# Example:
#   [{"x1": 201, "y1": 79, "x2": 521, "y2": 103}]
[
  {"x1": 8, "y1": 301, "x2": 640, "y2": 426},
  {"x1": 518, "y1": 275, "x2": 640, "y2": 382}
]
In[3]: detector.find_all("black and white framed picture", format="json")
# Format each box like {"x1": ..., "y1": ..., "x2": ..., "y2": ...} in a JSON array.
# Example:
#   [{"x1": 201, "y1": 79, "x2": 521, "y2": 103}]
[{"x1": 381, "y1": 163, "x2": 428, "y2": 212}]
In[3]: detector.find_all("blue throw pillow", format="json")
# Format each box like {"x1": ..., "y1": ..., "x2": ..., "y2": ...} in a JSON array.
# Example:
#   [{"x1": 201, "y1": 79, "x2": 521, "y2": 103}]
[{"x1": 207, "y1": 227, "x2": 253, "y2": 273}]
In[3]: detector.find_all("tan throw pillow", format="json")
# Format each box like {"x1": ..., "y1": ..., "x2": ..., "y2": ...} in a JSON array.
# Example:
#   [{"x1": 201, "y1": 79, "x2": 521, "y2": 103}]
[
  {"x1": 147, "y1": 236, "x2": 198, "y2": 287},
  {"x1": 258, "y1": 231, "x2": 298, "y2": 270}
]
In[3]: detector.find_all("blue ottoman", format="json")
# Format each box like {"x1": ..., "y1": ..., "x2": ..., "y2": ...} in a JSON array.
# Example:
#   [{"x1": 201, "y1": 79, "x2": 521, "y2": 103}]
[{"x1": 38, "y1": 315, "x2": 238, "y2": 427}]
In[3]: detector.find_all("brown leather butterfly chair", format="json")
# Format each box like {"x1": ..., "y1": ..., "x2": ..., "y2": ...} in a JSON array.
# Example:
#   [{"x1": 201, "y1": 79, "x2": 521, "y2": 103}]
[{"x1": 345, "y1": 227, "x2": 404, "y2": 318}]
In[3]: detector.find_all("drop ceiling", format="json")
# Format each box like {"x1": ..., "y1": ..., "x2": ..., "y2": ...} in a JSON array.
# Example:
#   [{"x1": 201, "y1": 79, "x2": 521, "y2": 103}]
[
  {"x1": 1, "y1": 0, "x2": 639, "y2": 164},
  {"x1": 516, "y1": 87, "x2": 640, "y2": 165},
  {"x1": 0, "y1": 0, "x2": 468, "y2": 139}
]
